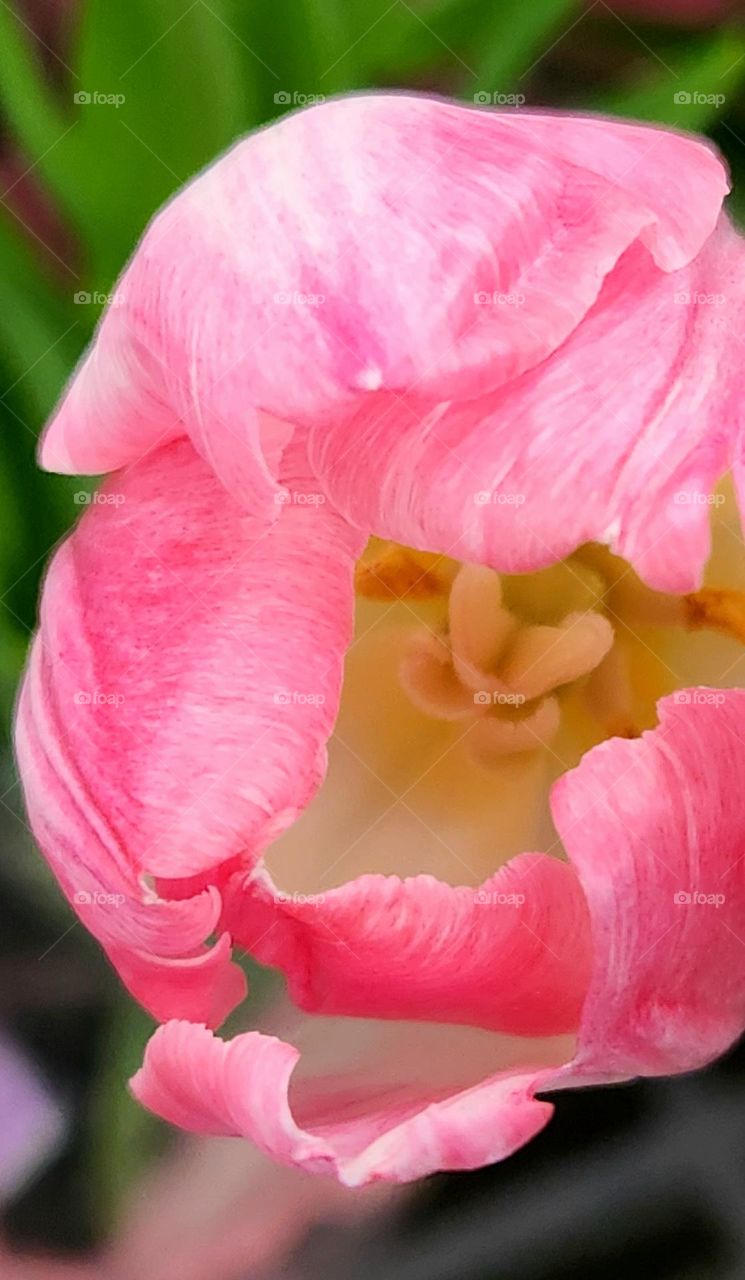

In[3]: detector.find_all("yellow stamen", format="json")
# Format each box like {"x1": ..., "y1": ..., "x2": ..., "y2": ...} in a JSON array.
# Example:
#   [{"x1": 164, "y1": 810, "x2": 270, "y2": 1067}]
[
  {"x1": 355, "y1": 543, "x2": 451, "y2": 601},
  {"x1": 685, "y1": 587, "x2": 745, "y2": 645}
]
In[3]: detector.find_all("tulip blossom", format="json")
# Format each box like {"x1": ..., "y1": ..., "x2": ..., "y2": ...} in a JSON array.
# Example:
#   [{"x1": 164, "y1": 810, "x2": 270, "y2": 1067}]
[{"x1": 16, "y1": 93, "x2": 745, "y2": 1184}]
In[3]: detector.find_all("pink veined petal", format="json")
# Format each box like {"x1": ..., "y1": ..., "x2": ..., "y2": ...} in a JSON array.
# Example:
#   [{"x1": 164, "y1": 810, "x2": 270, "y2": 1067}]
[
  {"x1": 222, "y1": 852, "x2": 591, "y2": 1037},
  {"x1": 551, "y1": 688, "x2": 745, "y2": 1082},
  {"x1": 312, "y1": 214, "x2": 745, "y2": 594},
  {"x1": 105, "y1": 933, "x2": 246, "y2": 1028},
  {"x1": 15, "y1": 437, "x2": 364, "y2": 1022},
  {"x1": 504, "y1": 110, "x2": 727, "y2": 270},
  {"x1": 131, "y1": 1021, "x2": 555, "y2": 1186},
  {"x1": 39, "y1": 95, "x2": 727, "y2": 510},
  {"x1": 131, "y1": 689, "x2": 745, "y2": 1182},
  {"x1": 16, "y1": 634, "x2": 243, "y2": 1025}
]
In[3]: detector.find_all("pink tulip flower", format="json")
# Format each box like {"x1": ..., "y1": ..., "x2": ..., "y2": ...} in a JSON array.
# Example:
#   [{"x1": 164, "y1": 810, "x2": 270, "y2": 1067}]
[{"x1": 16, "y1": 94, "x2": 745, "y2": 1185}]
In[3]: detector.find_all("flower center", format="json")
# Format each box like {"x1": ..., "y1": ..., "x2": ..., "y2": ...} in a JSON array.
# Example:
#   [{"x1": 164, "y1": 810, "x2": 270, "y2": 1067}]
[
  {"x1": 355, "y1": 538, "x2": 745, "y2": 771},
  {"x1": 266, "y1": 507, "x2": 745, "y2": 895}
]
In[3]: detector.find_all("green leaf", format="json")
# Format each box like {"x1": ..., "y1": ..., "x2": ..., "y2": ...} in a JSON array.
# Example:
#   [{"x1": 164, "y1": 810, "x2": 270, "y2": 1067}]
[
  {"x1": 357, "y1": 0, "x2": 581, "y2": 91},
  {"x1": 471, "y1": 0, "x2": 581, "y2": 95},
  {"x1": 87, "y1": 1000, "x2": 165, "y2": 1233},
  {"x1": 591, "y1": 27, "x2": 745, "y2": 131},
  {"x1": 225, "y1": 0, "x2": 357, "y2": 120},
  {"x1": 0, "y1": 1, "x2": 86, "y2": 225},
  {"x1": 73, "y1": 0, "x2": 249, "y2": 282}
]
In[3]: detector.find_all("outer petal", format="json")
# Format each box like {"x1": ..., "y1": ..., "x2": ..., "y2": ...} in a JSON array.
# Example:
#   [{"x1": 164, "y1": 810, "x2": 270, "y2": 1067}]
[
  {"x1": 40, "y1": 96, "x2": 726, "y2": 510},
  {"x1": 131, "y1": 1021, "x2": 555, "y2": 1186},
  {"x1": 132, "y1": 689, "x2": 745, "y2": 1182},
  {"x1": 552, "y1": 688, "x2": 745, "y2": 1081},
  {"x1": 312, "y1": 215, "x2": 745, "y2": 593},
  {"x1": 15, "y1": 438, "x2": 364, "y2": 1022},
  {"x1": 223, "y1": 852, "x2": 591, "y2": 1037}
]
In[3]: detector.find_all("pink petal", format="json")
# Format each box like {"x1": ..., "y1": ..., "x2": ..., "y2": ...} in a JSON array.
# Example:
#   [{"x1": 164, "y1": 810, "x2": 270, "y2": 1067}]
[
  {"x1": 313, "y1": 215, "x2": 745, "y2": 593},
  {"x1": 40, "y1": 96, "x2": 726, "y2": 511},
  {"x1": 131, "y1": 1021, "x2": 555, "y2": 1186},
  {"x1": 553, "y1": 688, "x2": 745, "y2": 1081},
  {"x1": 223, "y1": 852, "x2": 591, "y2": 1037},
  {"x1": 15, "y1": 438, "x2": 363, "y2": 1022},
  {"x1": 132, "y1": 688, "x2": 745, "y2": 1181},
  {"x1": 17, "y1": 632, "x2": 242, "y2": 1025}
]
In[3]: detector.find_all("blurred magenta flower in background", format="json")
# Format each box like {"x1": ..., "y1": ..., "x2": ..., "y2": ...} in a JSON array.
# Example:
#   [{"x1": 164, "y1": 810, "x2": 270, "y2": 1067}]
[
  {"x1": 0, "y1": 1030, "x2": 63, "y2": 1206},
  {"x1": 15, "y1": 92, "x2": 745, "y2": 1185}
]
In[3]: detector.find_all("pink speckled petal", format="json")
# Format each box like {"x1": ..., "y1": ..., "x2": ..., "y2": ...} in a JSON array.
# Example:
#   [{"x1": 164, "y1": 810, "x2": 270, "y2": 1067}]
[{"x1": 16, "y1": 438, "x2": 363, "y2": 1021}]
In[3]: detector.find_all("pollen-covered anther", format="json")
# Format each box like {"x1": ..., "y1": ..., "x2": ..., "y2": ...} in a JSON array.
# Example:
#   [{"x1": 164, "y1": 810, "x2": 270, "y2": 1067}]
[
  {"x1": 684, "y1": 586, "x2": 745, "y2": 645},
  {"x1": 400, "y1": 563, "x2": 615, "y2": 762},
  {"x1": 354, "y1": 542, "x2": 452, "y2": 601}
]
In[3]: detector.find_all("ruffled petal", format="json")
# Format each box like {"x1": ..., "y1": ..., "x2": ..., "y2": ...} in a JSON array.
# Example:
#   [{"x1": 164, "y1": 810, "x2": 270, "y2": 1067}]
[
  {"x1": 132, "y1": 691, "x2": 745, "y2": 1180},
  {"x1": 131, "y1": 1020, "x2": 555, "y2": 1186},
  {"x1": 16, "y1": 438, "x2": 363, "y2": 1021},
  {"x1": 552, "y1": 688, "x2": 745, "y2": 1081},
  {"x1": 40, "y1": 96, "x2": 726, "y2": 510},
  {"x1": 312, "y1": 215, "x2": 745, "y2": 593},
  {"x1": 223, "y1": 852, "x2": 591, "y2": 1037}
]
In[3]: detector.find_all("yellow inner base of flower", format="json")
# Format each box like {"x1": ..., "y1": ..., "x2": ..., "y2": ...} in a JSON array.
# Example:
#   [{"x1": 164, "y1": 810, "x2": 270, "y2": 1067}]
[{"x1": 266, "y1": 489, "x2": 745, "y2": 896}]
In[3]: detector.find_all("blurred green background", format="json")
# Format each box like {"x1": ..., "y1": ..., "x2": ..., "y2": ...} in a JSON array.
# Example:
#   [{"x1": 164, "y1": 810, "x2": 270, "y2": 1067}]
[{"x1": 1, "y1": 0, "x2": 745, "y2": 1252}]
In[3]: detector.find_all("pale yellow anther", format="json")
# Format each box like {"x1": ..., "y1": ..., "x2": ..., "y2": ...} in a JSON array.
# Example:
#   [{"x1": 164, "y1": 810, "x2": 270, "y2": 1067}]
[
  {"x1": 499, "y1": 611, "x2": 615, "y2": 703},
  {"x1": 399, "y1": 632, "x2": 477, "y2": 722},
  {"x1": 399, "y1": 562, "x2": 616, "y2": 763},
  {"x1": 448, "y1": 565, "x2": 518, "y2": 691},
  {"x1": 468, "y1": 698, "x2": 561, "y2": 766}
]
